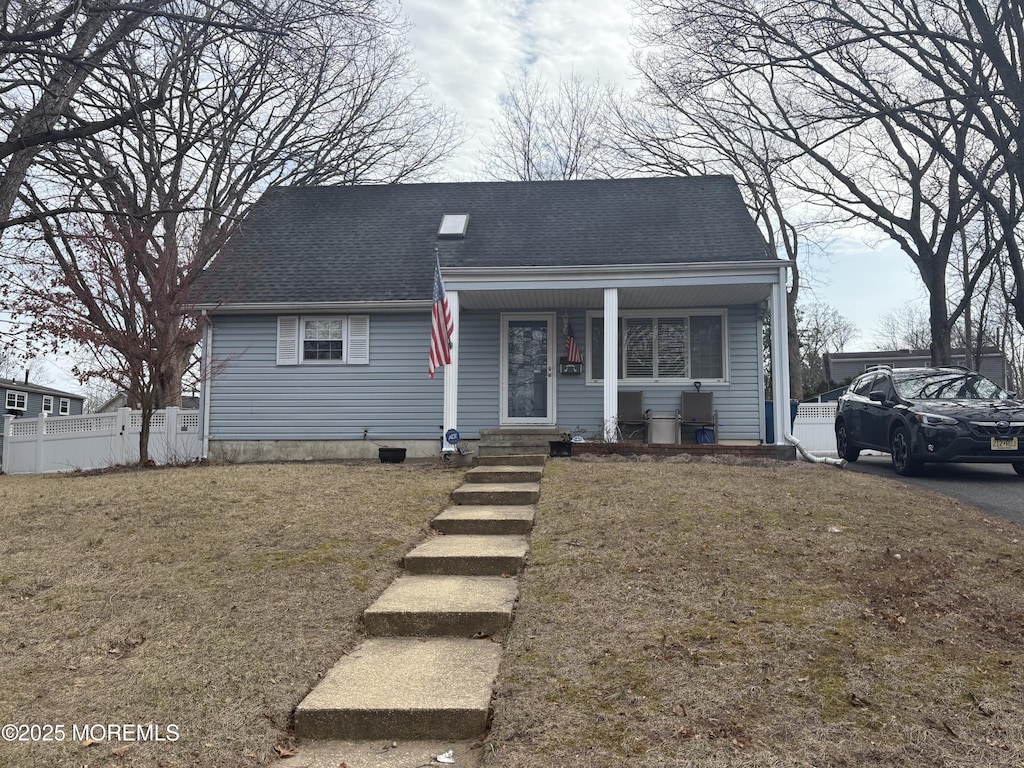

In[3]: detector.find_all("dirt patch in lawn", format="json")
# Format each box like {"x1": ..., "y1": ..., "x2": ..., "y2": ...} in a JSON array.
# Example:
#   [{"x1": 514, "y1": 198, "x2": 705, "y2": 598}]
[
  {"x1": 485, "y1": 456, "x2": 1024, "y2": 767},
  {"x1": 0, "y1": 461, "x2": 462, "y2": 767}
]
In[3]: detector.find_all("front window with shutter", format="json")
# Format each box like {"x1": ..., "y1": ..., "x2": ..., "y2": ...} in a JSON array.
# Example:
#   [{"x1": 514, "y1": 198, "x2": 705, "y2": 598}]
[
  {"x1": 587, "y1": 311, "x2": 726, "y2": 382},
  {"x1": 276, "y1": 315, "x2": 370, "y2": 366}
]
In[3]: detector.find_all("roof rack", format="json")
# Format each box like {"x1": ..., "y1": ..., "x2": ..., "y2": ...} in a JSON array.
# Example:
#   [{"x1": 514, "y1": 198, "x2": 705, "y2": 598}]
[
  {"x1": 937, "y1": 364, "x2": 971, "y2": 372},
  {"x1": 864, "y1": 364, "x2": 892, "y2": 372}
]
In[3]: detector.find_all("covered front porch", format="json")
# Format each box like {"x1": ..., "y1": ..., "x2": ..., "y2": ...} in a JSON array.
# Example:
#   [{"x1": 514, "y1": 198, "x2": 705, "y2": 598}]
[{"x1": 437, "y1": 261, "x2": 793, "y2": 452}]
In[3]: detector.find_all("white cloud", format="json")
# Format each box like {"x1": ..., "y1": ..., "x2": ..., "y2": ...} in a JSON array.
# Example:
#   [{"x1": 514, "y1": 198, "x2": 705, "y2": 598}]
[{"x1": 398, "y1": 0, "x2": 634, "y2": 179}]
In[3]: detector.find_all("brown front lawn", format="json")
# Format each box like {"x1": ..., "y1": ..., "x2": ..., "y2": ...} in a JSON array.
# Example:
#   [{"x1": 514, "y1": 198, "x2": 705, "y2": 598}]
[
  {"x1": 0, "y1": 462, "x2": 461, "y2": 767},
  {"x1": 484, "y1": 457, "x2": 1024, "y2": 767}
]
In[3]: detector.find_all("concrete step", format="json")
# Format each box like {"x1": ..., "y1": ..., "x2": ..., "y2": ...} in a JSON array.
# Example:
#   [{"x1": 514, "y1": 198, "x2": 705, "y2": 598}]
[
  {"x1": 363, "y1": 575, "x2": 518, "y2": 636},
  {"x1": 478, "y1": 444, "x2": 552, "y2": 457},
  {"x1": 295, "y1": 637, "x2": 502, "y2": 740},
  {"x1": 405, "y1": 534, "x2": 529, "y2": 576},
  {"x1": 432, "y1": 504, "x2": 536, "y2": 535},
  {"x1": 464, "y1": 465, "x2": 543, "y2": 484},
  {"x1": 451, "y1": 482, "x2": 540, "y2": 506},
  {"x1": 476, "y1": 453, "x2": 547, "y2": 467}
]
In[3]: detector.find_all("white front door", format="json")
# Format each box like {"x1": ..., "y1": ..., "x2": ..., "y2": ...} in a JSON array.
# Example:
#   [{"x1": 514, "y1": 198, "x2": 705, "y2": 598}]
[{"x1": 500, "y1": 313, "x2": 556, "y2": 426}]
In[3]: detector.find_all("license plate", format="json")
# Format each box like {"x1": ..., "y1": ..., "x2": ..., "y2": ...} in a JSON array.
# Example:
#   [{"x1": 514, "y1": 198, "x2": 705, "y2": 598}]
[{"x1": 991, "y1": 437, "x2": 1018, "y2": 451}]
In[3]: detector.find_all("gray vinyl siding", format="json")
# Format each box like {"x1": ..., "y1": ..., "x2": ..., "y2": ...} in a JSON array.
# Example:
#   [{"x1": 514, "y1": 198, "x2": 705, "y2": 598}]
[
  {"x1": 208, "y1": 313, "x2": 445, "y2": 441},
  {"x1": 208, "y1": 304, "x2": 766, "y2": 443}
]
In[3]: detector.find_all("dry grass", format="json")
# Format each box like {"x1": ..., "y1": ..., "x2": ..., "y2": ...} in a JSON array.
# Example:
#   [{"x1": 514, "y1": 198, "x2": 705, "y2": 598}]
[
  {"x1": 0, "y1": 461, "x2": 462, "y2": 767},
  {"x1": 484, "y1": 456, "x2": 1024, "y2": 768}
]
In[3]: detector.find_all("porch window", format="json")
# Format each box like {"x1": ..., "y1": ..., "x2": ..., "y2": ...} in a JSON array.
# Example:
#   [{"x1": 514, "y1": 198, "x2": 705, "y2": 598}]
[{"x1": 588, "y1": 311, "x2": 726, "y2": 382}]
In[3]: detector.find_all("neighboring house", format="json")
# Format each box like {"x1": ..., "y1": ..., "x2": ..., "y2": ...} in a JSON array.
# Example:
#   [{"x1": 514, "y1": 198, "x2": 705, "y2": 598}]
[
  {"x1": 192, "y1": 177, "x2": 794, "y2": 461},
  {"x1": 824, "y1": 348, "x2": 1010, "y2": 389},
  {"x1": 1, "y1": 377, "x2": 86, "y2": 467},
  {"x1": 1, "y1": 377, "x2": 85, "y2": 419}
]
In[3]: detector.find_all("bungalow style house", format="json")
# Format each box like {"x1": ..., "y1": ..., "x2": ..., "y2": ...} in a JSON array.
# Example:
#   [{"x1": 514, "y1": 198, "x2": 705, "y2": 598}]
[{"x1": 192, "y1": 177, "x2": 793, "y2": 461}]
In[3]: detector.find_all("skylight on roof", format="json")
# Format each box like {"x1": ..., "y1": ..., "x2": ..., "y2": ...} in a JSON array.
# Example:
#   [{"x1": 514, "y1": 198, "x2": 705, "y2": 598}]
[{"x1": 438, "y1": 213, "x2": 469, "y2": 238}]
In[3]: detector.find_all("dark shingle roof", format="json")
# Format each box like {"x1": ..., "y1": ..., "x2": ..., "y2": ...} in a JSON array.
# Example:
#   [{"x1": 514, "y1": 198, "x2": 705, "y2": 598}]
[
  {"x1": 0, "y1": 377, "x2": 84, "y2": 399},
  {"x1": 195, "y1": 176, "x2": 772, "y2": 306}
]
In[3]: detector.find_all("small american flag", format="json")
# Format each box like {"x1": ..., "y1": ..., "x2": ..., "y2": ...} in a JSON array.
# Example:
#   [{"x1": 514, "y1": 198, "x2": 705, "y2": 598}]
[
  {"x1": 565, "y1": 320, "x2": 583, "y2": 364},
  {"x1": 429, "y1": 255, "x2": 453, "y2": 378}
]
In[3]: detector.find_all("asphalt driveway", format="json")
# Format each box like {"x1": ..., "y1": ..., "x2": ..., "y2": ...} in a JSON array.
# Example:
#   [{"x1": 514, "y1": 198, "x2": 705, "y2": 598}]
[{"x1": 846, "y1": 454, "x2": 1024, "y2": 528}]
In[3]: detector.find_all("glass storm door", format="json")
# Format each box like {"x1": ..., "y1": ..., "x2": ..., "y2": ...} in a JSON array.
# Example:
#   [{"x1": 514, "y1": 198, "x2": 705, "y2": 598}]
[{"x1": 501, "y1": 314, "x2": 555, "y2": 425}]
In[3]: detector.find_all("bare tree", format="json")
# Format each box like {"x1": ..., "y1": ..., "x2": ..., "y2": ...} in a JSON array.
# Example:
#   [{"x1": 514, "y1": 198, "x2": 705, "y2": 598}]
[
  {"x1": 611, "y1": 81, "x2": 816, "y2": 399},
  {"x1": 0, "y1": 0, "x2": 292, "y2": 230},
  {"x1": 633, "y1": 0, "x2": 1022, "y2": 365},
  {"x1": 3, "y1": 0, "x2": 459, "y2": 462},
  {"x1": 874, "y1": 304, "x2": 933, "y2": 352},
  {"x1": 482, "y1": 69, "x2": 614, "y2": 181},
  {"x1": 797, "y1": 301, "x2": 857, "y2": 397}
]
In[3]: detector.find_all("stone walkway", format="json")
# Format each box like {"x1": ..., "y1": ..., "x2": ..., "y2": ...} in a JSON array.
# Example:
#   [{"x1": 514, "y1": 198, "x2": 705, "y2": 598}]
[{"x1": 291, "y1": 454, "x2": 544, "y2": 767}]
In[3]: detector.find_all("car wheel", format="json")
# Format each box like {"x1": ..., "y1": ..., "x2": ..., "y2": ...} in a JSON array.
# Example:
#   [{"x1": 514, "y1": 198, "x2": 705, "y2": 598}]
[
  {"x1": 890, "y1": 426, "x2": 922, "y2": 476},
  {"x1": 1013, "y1": 461, "x2": 1024, "y2": 477},
  {"x1": 835, "y1": 421, "x2": 860, "y2": 462}
]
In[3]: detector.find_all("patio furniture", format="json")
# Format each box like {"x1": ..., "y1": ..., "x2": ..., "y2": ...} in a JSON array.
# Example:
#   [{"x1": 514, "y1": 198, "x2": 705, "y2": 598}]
[
  {"x1": 617, "y1": 391, "x2": 648, "y2": 442},
  {"x1": 680, "y1": 390, "x2": 717, "y2": 444}
]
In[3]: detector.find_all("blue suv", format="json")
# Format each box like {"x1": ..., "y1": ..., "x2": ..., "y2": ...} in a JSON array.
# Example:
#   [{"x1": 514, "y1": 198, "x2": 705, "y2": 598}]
[{"x1": 835, "y1": 366, "x2": 1024, "y2": 476}]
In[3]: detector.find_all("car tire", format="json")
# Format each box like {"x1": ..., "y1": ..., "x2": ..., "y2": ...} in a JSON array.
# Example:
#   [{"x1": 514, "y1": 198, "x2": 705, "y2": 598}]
[
  {"x1": 890, "y1": 425, "x2": 922, "y2": 476},
  {"x1": 1013, "y1": 461, "x2": 1024, "y2": 477},
  {"x1": 835, "y1": 421, "x2": 860, "y2": 462}
]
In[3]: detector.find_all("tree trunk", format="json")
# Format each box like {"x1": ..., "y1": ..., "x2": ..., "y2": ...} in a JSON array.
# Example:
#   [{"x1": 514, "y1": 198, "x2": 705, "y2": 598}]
[{"x1": 787, "y1": 284, "x2": 803, "y2": 401}]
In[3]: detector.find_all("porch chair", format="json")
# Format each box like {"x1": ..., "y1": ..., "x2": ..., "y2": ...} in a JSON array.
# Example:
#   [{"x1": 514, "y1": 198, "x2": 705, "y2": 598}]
[
  {"x1": 680, "y1": 389, "x2": 717, "y2": 444},
  {"x1": 617, "y1": 391, "x2": 648, "y2": 442}
]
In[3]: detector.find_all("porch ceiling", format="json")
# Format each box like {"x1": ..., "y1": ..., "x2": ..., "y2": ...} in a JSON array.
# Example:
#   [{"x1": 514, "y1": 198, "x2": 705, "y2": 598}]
[{"x1": 456, "y1": 283, "x2": 774, "y2": 311}]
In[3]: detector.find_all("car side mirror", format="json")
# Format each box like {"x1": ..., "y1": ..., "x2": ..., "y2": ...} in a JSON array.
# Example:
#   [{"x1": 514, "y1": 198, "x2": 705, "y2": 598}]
[{"x1": 868, "y1": 390, "x2": 889, "y2": 404}]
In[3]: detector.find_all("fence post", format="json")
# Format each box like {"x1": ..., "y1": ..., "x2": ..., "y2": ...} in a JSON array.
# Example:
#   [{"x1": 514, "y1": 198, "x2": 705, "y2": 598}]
[
  {"x1": 117, "y1": 407, "x2": 131, "y2": 465},
  {"x1": 1, "y1": 415, "x2": 12, "y2": 474},
  {"x1": 165, "y1": 406, "x2": 179, "y2": 463},
  {"x1": 35, "y1": 412, "x2": 47, "y2": 473}
]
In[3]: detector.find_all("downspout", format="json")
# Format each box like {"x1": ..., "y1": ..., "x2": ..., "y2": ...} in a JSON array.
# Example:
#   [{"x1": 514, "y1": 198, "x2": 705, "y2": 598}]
[
  {"x1": 785, "y1": 433, "x2": 847, "y2": 467},
  {"x1": 200, "y1": 310, "x2": 212, "y2": 459}
]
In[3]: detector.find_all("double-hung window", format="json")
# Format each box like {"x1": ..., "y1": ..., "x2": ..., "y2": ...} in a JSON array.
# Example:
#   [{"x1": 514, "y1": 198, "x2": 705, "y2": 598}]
[
  {"x1": 276, "y1": 315, "x2": 370, "y2": 365},
  {"x1": 42, "y1": 395, "x2": 54, "y2": 414},
  {"x1": 58, "y1": 397, "x2": 71, "y2": 415},
  {"x1": 5, "y1": 390, "x2": 28, "y2": 411},
  {"x1": 588, "y1": 311, "x2": 726, "y2": 382}
]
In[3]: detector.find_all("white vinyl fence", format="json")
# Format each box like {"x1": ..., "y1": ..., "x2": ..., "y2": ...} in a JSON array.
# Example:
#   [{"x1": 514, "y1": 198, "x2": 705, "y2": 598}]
[
  {"x1": 791, "y1": 402, "x2": 839, "y2": 454},
  {"x1": 2, "y1": 407, "x2": 201, "y2": 475}
]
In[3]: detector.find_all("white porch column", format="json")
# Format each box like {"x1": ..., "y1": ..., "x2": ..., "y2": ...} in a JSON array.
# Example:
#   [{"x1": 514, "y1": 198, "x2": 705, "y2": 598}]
[
  {"x1": 603, "y1": 288, "x2": 619, "y2": 442},
  {"x1": 770, "y1": 268, "x2": 792, "y2": 445},
  {"x1": 442, "y1": 290, "x2": 460, "y2": 451}
]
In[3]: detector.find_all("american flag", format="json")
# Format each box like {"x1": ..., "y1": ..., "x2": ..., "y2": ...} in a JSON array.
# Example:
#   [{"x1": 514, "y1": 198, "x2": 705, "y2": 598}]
[
  {"x1": 429, "y1": 255, "x2": 453, "y2": 378},
  {"x1": 565, "y1": 319, "x2": 583, "y2": 364}
]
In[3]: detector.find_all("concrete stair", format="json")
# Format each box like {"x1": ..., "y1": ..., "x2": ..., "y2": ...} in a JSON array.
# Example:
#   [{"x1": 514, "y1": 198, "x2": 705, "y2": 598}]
[
  {"x1": 451, "y1": 482, "x2": 540, "y2": 506},
  {"x1": 478, "y1": 428, "x2": 559, "y2": 457},
  {"x1": 404, "y1": 534, "x2": 529, "y2": 576},
  {"x1": 432, "y1": 505, "x2": 535, "y2": 535},
  {"x1": 363, "y1": 575, "x2": 518, "y2": 636},
  {"x1": 476, "y1": 453, "x2": 547, "y2": 467},
  {"x1": 293, "y1": 458, "x2": 543, "y2": 749},
  {"x1": 294, "y1": 637, "x2": 503, "y2": 740},
  {"x1": 464, "y1": 464, "x2": 544, "y2": 484}
]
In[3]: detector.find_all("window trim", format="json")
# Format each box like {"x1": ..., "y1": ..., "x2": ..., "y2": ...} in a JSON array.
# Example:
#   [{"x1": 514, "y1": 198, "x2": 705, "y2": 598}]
[
  {"x1": 5, "y1": 390, "x2": 28, "y2": 411},
  {"x1": 58, "y1": 397, "x2": 70, "y2": 415},
  {"x1": 585, "y1": 309, "x2": 729, "y2": 385},
  {"x1": 41, "y1": 395, "x2": 54, "y2": 414},
  {"x1": 276, "y1": 315, "x2": 370, "y2": 366}
]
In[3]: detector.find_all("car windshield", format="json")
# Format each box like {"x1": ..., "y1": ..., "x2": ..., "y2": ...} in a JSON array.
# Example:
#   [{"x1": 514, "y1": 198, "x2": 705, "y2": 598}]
[{"x1": 892, "y1": 370, "x2": 1010, "y2": 400}]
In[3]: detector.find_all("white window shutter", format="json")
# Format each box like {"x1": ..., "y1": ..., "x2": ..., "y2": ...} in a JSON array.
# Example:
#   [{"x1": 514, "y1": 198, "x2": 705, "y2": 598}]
[
  {"x1": 348, "y1": 315, "x2": 370, "y2": 364},
  {"x1": 276, "y1": 316, "x2": 300, "y2": 365}
]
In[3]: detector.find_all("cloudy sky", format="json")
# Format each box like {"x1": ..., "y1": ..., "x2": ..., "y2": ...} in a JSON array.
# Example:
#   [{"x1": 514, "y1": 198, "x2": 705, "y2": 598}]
[{"x1": 397, "y1": 0, "x2": 925, "y2": 345}]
